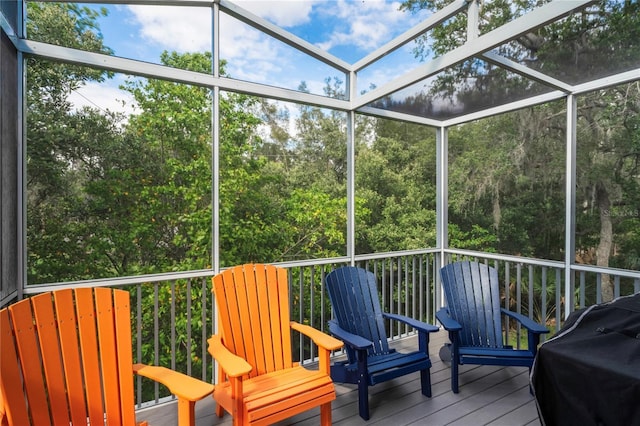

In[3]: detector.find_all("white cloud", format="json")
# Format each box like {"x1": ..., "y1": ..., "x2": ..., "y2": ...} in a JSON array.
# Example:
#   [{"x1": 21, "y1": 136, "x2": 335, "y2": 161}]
[
  {"x1": 127, "y1": 5, "x2": 212, "y2": 53},
  {"x1": 125, "y1": 1, "x2": 318, "y2": 58},
  {"x1": 236, "y1": 0, "x2": 318, "y2": 27},
  {"x1": 123, "y1": 3, "x2": 302, "y2": 88},
  {"x1": 123, "y1": 1, "x2": 420, "y2": 64},
  {"x1": 69, "y1": 79, "x2": 139, "y2": 118},
  {"x1": 317, "y1": 0, "x2": 415, "y2": 51}
]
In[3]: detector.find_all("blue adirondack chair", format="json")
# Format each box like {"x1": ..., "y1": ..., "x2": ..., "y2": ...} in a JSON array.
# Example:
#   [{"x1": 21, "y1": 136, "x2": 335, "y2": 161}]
[
  {"x1": 437, "y1": 261, "x2": 550, "y2": 393},
  {"x1": 325, "y1": 266, "x2": 439, "y2": 420}
]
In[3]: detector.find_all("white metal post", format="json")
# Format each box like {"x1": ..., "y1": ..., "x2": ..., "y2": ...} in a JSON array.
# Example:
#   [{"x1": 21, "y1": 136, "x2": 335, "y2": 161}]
[{"x1": 564, "y1": 95, "x2": 577, "y2": 319}]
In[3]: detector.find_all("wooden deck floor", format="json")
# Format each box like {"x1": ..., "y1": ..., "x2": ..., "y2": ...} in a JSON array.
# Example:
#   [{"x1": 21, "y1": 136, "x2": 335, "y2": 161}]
[{"x1": 136, "y1": 330, "x2": 541, "y2": 426}]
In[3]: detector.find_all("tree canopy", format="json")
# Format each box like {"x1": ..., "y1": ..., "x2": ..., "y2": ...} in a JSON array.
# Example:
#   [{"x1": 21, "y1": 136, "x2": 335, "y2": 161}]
[{"x1": 24, "y1": 1, "x2": 640, "y2": 308}]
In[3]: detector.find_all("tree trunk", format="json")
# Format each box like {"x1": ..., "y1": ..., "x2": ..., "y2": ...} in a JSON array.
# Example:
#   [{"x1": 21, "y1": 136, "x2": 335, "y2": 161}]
[
  {"x1": 492, "y1": 187, "x2": 501, "y2": 232},
  {"x1": 596, "y1": 183, "x2": 614, "y2": 302}
]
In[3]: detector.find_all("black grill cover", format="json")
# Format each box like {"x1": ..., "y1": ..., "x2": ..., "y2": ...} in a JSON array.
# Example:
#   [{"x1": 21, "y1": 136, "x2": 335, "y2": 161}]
[{"x1": 531, "y1": 293, "x2": 640, "y2": 426}]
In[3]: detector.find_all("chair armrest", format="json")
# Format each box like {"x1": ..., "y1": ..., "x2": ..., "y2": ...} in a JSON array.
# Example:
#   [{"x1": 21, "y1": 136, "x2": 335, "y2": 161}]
[
  {"x1": 435, "y1": 308, "x2": 463, "y2": 332},
  {"x1": 207, "y1": 334, "x2": 252, "y2": 378},
  {"x1": 328, "y1": 320, "x2": 373, "y2": 350},
  {"x1": 290, "y1": 322, "x2": 343, "y2": 351},
  {"x1": 133, "y1": 364, "x2": 213, "y2": 402},
  {"x1": 500, "y1": 308, "x2": 550, "y2": 334},
  {"x1": 383, "y1": 313, "x2": 439, "y2": 333}
]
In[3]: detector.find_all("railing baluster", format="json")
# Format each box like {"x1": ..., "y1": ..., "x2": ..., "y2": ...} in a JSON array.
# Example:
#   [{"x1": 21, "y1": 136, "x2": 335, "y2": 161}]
[
  {"x1": 504, "y1": 262, "x2": 510, "y2": 345},
  {"x1": 579, "y1": 271, "x2": 586, "y2": 308},
  {"x1": 154, "y1": 284, "x2": 159, "y2": 402},
  {"x1": 136, "y1": 284, "x2": 142, "y2": 407},
  {"x1": 555, "y1": 269, "x2": 562, "y2": 334},
  {"x1": 187, "y1": 279, "x2": 192, "y2": 377},
  {"x1": 516, "y1": 263, "x2": 522, "y2": 349},
  {"x1": 201, "y1": 278, "x2": 208, "y2": 381},
  {"x1": 541, "y1": 267, "x2": 547, "y2": 330},
  {"x1": 171, "y1": 281, "x2": 176, "y2": 373},
  {"x1": 298, "y1": 267, "x2": 304, "y2": 362},
  {"x1": 310, "y1": 265, "x2": 316, "y2": 364},
  {"x1": 528, "y1": 266, "x2": 534, "y2": 321}
]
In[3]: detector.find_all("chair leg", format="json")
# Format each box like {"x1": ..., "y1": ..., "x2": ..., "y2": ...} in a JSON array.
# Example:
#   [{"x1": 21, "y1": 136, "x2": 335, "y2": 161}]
[
  {"x1": 450, "y1": 342, "x2": 460, "y2": 393},
  {"x1": 177, "y1": 398, "x2": 196, "y2": 426},
  {"x1": 232, "y1": 399, "x2": 244, "y2": 426},
  {"x1": 356, "y1": 350, "x2": 370, "y2": 420},
  {"x1": 451, "y1": 359, "x2": 459, "y2": 394},
  {"x1": 358, "y1": 380, "x2": 370, "y2": 421},
  {"x1": 320, "y1": 402, "x2": 332, "y2": 426},
  {"x1": 420, "y1": 368, "x2": 432, "y2": 397}
]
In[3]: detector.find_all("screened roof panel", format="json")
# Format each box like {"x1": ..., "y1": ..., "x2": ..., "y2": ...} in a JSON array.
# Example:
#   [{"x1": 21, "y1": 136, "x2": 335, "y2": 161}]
[
  {"x1": 367, "y1": 59, "x2": 555, "y2": 120},
  {"x1": 220, "y1": 11, "x2": 347, "y2": 98},
  {"x1": 26, "y1": 4, "x2": 213, "y2": 68},
  {"x1": 489, "y1": 1, "x2": 640, "y2": 86},
  {"x1": 15, "y1": 0, "x2": 639, "y2": 125},
  {"x1": 233, "y1": 0, "x2": 435, "y2": 64},
  {"x1": 356, "y1": 43, "x2": 428, "y2": 97}
]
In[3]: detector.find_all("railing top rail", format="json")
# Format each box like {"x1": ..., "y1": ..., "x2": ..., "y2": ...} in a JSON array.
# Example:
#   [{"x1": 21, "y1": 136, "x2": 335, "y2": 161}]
[
  {"x1": 22, "y1": 269, "x2": 215, "y2": 295},
  {"x1": 443, "y1": 249, "x2": 565, "y2": 269},
  {"x1": 355, "y1": 248, "x2": 439, "y2": 261},
  {"x1": 571, "y1": 263, "x2": 640, "y2": 279},
  {"x1": 21, "y1": 249, "x2": 640, "y2": 298}
]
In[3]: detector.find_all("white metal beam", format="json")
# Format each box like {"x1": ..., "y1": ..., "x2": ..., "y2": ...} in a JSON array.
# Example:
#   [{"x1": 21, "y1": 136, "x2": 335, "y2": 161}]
[
  {"x1": 572, "y1": 68, "x2": 640, "y2": 96},
  {"x1": 565, "y1": 94, "x2": 577, "y2": 319},
  {"x1": 442, "y1": 90, "x2": 567, "y2": 127},
  {"x1": 16, "y1": 39, "x2": 352, "y2": 111},
  {"x1": 481, "y1": 51, "x2": 574, "y2": 93},
  {"x1": 37, "y1": 0, "x2": 216, "y2": 6},
  {"x1": 356, "y1": 105, "x2": 442, "y2": 128}
]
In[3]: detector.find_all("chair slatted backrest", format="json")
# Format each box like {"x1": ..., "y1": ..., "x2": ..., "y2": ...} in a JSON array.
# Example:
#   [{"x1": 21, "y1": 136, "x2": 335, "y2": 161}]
[
  {"x1": 440, "y1": 261, "x2": 504, "y2": 348},
  {"x1": 326, "y1": 266, "x2": 390, "y2": 360},
  {"x1": 0, "y1": 287, "x2": 137, "y2": 426},
  {"x1": 212, "y1": 264, "x2": 293, "y2": 377}
]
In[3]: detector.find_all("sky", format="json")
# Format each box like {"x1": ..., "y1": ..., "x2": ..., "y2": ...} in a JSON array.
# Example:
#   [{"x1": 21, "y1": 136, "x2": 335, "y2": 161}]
[{"x1": 70, "y1": 0, "x2": 433, "y2": 117}]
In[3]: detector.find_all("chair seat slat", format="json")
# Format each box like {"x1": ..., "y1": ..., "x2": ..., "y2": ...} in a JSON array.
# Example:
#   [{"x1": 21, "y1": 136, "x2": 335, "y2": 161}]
[
  {"x1": 0, "y1": 309, "x2": 32, "y2": 426},
  {"x1": 75, "y1": 288, "x2": 107, "y2": 426},
  {"x1": 32, "y1": 293, "x2": 70, "y2": 426},
  {"x1": 54, "y1": 289, "x2": 89, "y2": 426}
]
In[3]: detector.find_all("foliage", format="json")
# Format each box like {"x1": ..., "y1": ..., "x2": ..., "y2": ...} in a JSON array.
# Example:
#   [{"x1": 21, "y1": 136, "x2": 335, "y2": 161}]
[{"x1": 356, "y1": 119, "x2": 438, "y2": 253}]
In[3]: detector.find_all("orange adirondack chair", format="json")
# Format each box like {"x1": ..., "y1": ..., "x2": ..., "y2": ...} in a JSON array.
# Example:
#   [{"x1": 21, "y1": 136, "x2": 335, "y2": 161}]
[
  {"x1": 208, "y1": 264, "x2": 343, "y2": 426},
  {"x1": 0, "y1": 287, "x2": 213, "y2": 426}
]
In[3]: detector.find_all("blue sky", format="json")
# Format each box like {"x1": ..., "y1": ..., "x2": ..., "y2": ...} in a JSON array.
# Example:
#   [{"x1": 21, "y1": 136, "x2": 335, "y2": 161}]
[{"x1": 72, "y1": 1, "x2": 432, "y2": 115}]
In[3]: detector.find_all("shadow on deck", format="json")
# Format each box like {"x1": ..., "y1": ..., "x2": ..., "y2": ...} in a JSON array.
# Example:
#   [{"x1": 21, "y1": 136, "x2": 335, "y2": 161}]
[{"x1": 136, "y1": 330, "x2": 541, "y2": 426}]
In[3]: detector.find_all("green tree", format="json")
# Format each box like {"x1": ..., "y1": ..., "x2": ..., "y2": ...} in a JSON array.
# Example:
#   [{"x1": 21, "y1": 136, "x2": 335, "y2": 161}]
[
  {"x1": 26, "y1": 3, "x2": 118, "y2": 283},
  {"x1": 120, "y1": 52, "x2": 214, "y2": 273},
  {"x1": 356, "y1": 119, "x2": 438, "y2": 253}
]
